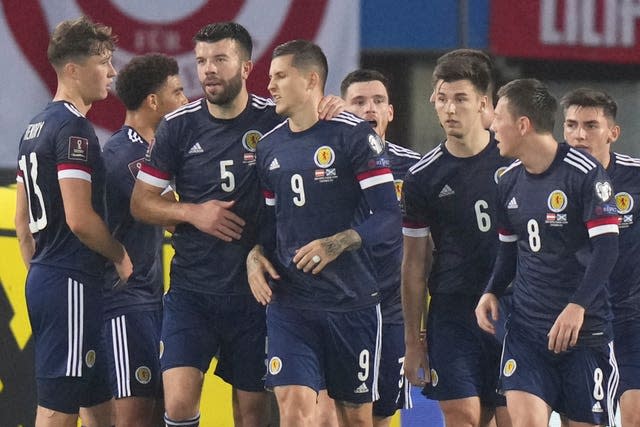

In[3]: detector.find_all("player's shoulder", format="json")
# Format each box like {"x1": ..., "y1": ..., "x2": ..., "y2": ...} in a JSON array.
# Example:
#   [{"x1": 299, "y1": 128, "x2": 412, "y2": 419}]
[
  {"x1": 387, "y1": 141, "x2": 421, "y2": 160},
  {"x1": 257, "y1": 119, "x2": 288, "y2": 147},
  {"x1": 561, "y1": 144, "x2": 599, "y2": 175},
  {"x1": 407, "y1": 143, "x2": 446, "y2": 175},
  {"x1": 613, "y1": 152, "x2": 640, "y2": 169},
  {"x1": 249, "y1": 93, "x2": 276, "y2": 111},
  {"x1": 164, "y1": 98, "x2": 203, "y2": 123},
  {"x1": 328, "y1": 111, "x2": 365, "y2": 128}
]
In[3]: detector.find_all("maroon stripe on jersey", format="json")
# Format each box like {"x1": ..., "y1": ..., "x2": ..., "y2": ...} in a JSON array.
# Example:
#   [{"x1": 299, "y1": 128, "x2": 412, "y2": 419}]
[
  {"x1": 402, "y1": 220, "x2": 427, "y2": 229},
  {"x1": 262, "y1": 189, "x2": 275, "y2": 199},
  {"x1": 498, "y1": 227, "x2": 514, "y2": 236},
  {"x1": 356, "y1": 168, "x2": 392, "y2": 182},
  {"x1": 586, "y1": 216, "x2": 619, "y2": 228},
  {"x1": 140, "y1": 163, "x2": 171, "y2": 180},
  {"x1": 57, "y1": 163, "x2": 92, "y2": 174},
  {"x1": 17, "y1": 169, "x2": 23, "y2": 178}
]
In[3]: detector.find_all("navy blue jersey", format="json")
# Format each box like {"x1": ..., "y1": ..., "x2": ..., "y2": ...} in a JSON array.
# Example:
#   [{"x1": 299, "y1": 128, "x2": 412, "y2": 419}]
[
  {"x1": 607, "y1": 152, "x2": 640, "y2": 323},
  {"x1": 371, "y1": 142, "x2": 421, "y2": 323},
  {"x1": 138, "y1": 95, "x2": 281, "y2": 295},
  {"x1": 402, "y1": 135, "x2": 512, "y2": 295},
  {"x1": 102, "y1": 126, "x2": 164, "y2": 316},
  {"x1": 16, "y1": 101, "x2": 106, "y2": 278},
  {"x1": 256, "y1": 112, "x2": 398, "y2": 311},
  {"x1": 497, "y1": 143, "x2": 618, "y2": 344}
]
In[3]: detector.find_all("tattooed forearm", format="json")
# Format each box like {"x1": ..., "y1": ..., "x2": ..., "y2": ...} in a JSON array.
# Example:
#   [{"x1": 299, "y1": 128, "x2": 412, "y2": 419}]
[{"x1": 321, "y1": 229, "x2": 362, "y2": 258}]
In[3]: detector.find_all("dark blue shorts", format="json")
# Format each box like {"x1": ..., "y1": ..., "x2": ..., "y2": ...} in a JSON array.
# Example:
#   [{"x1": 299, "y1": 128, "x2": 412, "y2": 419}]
[
  {"x1": 501, "y1": 321, "x2": 617, "y2": 425},
  {"x1": 424, "y1": 293, "x2": 504, "y2": 407},
  {"x1": 160, "y1": 287, "x2": 267, "y2": 392},
  {"x1": 613, "y1": 318, "x2": 640, "y2": 399},
  {"x1": 104, "y1": 310, "x2": 162, "y2": 399},
  {"x1": 373, "y1": 322, "x2": 411, "y2": 417},
  {"x1": 26, "y1": 265, "x2": 111, "y2": 412},
  {"x1": 266, "y1": 303, "x2": 381, "y2": 404}
]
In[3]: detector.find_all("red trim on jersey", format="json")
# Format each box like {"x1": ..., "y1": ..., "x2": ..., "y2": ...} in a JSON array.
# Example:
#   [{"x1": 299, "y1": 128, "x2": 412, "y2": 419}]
[
  {"x1": 57, "y1": 163, "x2": 92, "y2": 174},
  {"x1": 356, "y1": 168, "x2": 392, "y2": 182},
  {"x1": 402, "y1": 220, "x2": 427, "y2": 229},
  {"x1": 262, "y1": 189, "x2": 275, "y2": 199},
  {"x1": 17, "y1": 169, "x2": 23, "y2": 178},
  {"x1": 586, "y1": 216, "x2": 619, "y2": 229},
  {"x1": 498, "y1": 227, "x2": 515, "y2": 236},
  {"x1": 140, "y1": 163, "x2": 171, "y2": 180}
]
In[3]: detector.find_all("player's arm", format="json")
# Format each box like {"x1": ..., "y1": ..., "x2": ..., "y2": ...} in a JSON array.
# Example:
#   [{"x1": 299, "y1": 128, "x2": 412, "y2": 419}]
[
  {"x1": 130, "y1": 178, "x2": 244, "y2": 242},
  {"x1": 547, "y1": 231, "x2": 618, "y2": 353},
  {"x1": 476, "y1": 237, "x2": 517, "y2": 335},
  {"x1": 59, "y1": 178, "x2": 132, "y2": 280},
  {"x1": 14, "y1": 182, "x2": 35, "y2": 268},
  {"x1": 293, "y1": 171, "x2": 400, "y2": 274},
  {"x1": 401, "y1": 233, "x2": 432, "y2": 386}
]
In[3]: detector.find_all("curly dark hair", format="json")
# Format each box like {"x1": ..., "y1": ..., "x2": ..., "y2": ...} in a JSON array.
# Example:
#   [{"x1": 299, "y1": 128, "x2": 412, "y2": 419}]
[{"x1": 116, "y1": 53, "x2": 180, "y2": 111}]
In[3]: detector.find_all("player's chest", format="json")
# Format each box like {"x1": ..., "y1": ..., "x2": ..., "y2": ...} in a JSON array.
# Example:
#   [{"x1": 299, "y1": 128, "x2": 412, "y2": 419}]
[{"x1": 611, "y1": 174, "x2": 640, "y2": 230}]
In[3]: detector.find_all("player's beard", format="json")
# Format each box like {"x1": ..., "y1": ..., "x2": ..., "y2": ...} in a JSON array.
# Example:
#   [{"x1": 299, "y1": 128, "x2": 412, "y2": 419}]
[{"x1": 202, "y1": 70, "x2": 243, "y2": 106}]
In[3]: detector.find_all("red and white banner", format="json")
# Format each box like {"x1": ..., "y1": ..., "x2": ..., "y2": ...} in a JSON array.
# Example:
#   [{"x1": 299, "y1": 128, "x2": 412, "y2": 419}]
[
  {"x1": 490, "y1": 0, "x2": 640, "y2": 63},
  {"x1": 0, "y1": 0, "x2": 359, "y2": 168}
]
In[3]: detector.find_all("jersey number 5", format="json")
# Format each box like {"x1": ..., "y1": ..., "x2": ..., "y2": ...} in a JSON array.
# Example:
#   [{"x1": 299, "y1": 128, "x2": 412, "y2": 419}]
[{"x1": 18, "y1": 153, "x2": 48, "y2": 232}]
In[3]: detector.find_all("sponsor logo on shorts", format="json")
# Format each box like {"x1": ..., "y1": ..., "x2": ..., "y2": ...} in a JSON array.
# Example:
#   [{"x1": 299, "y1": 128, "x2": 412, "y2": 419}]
[
  {"x1": 135, "y1": 366, "x2": 152, "y2": 384},
  {"x1": 354, "y1": 382, "x2": 369, "y2": 394},
  {"x1": 430, "y1": 368, "x2": 439, "y2": 387},
  {"x1": 503, "y1": 358, "x2": 517, "y2": 377},
  {"x1": 269, "y1": 357, "x2": 282, "y2": 375},
  {"x1": 85, "y1": 349, "x2": 96, "y2": 368},
  {"x1": 592, "y1": 401, "x2": 603, "y2": 413}
]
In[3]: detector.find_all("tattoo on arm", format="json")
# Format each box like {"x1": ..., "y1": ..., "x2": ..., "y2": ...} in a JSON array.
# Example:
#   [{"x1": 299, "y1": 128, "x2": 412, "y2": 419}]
[{"x1": 322, "y1": 229, "x2": 362, "y2": 258}]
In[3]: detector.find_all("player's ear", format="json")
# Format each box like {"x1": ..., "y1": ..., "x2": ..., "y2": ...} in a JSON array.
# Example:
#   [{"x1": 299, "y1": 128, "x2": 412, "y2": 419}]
[
  {"x1": 307, "y1": 70, "x2": 320, "y2": 91},
  {"x1": 388, "y1": 103, "x2": 394, "y2": 123},
  {"x1": 608, "y1": 124, "x2": 621, "y2": 144},
  {"x1": 147, "y1": 93, "x2": 158, "y2": 111},
  {"x1": 517, "y1": 116, "x2": 530, "y2": 135},
  {"x1": 242, "y1": 59, "x2": 254, "y2": 80}
]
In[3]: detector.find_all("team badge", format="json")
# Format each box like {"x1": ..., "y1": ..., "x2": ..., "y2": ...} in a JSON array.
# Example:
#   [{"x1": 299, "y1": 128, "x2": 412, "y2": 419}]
[
  {"x1": 430, "y1": 368, "x2": 439, "y2": 387},
  {"x1": 268, "y1": 357, "x2": 282, "y2": 375},
  {"x1": 503, "y1": 359, "x2": 517, "y2": 377},
  {"x1": 314, "y1": 146, "x2": 335, "y2": 168},
  {"x1": 494, "y1": 166, "x2": 508, "y2": 184},
  {"x1": 127, "y1": 157, "x2": 145, "y2": 179},
  {"x1": 367, "y1": 133, "x2": 385, "y2": 155},
  {"x1": 159, "y1": 341, "x2": 164, "y2": 359},
  {"x1": 85, "y1": 349, "x2": 96, "y2": 368},
  {"x1": 242, "y1": 130, "x2": 262, "y2": 152},
  {"x1": 135, "y1": 366, "x2": 152, "y2": 384},
  {"x1": 68, "y1": 136, "x2": 89, "y2": 162},
  {"x1": 615, "y1": 192, "x2": 633, "y2": 214},
  {"x1": 547, "y1": 190, "x2": 568, "y2": 213},
  {"x1": 595, "y1": 182, "x2": 613, "y2": 202}
]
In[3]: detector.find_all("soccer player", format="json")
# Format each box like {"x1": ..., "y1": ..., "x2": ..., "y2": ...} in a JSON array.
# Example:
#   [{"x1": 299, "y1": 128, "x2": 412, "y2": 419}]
[
  {"x1": 561, "y1": 88, "x2": 640, "y2": 427},
  {"x1": 14, "y1": 16, "x2": 132, "y2": 427},
  {"x1": 130, "y1": 23, "x2": 342, "y2": 427},
  {"x1": 341, "y1": 69, "x2": 421, "y2": 426},
  {"x1": 247, "y1": 40, "x2": 400, "y2": 426},
  {"x1": 402, "y1": 52, "x2": 512, "y2": 426},
  {"x1": 102, "y1": 53, "x2": 188, "y2": 427},
  {"x1": 476, "y1": 79, "x2": 620, "y2": 426},
  {"x1": 430, "y1": 49, "x2": 497, "y2": 129}
]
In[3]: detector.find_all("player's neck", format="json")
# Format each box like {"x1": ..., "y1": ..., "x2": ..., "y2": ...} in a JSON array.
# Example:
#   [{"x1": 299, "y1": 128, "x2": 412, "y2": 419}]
[
  {"x1": 207, "y1": 89, "x2": 249, "y2": 120},
  {"x1": 124, "y1": 110, "x2": 157, "y2": 144},
  {"x1": 288, "y1": 95, "x2": 321, "y2": 132},
  {"x1": 53, "y1": 83, "x2": 91, "y2": 116},
  {"x1": 521, "y1": 135, "x2": 559, "y2": 174},
  {"x1": 445, "y1": 127, "x2": 489, "y2": 158}
]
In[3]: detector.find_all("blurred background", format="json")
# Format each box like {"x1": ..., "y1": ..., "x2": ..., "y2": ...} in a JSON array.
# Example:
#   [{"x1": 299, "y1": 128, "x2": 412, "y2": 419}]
[{"x1": 0, "y1": 1, "x2": 637, "y2": 425}]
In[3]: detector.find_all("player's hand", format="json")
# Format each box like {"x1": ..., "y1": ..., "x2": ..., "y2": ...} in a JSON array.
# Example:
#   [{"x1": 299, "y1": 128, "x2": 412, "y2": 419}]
[
  {"x1": 547, "y1": 303, "x2": 585, "y2": 353},
  {"x1": 475, "y1": 293, "x2": 500, "y2": 335},
  {"x1": 188, "y1": 200, "x2": 245, "y2": 242},
  {"x1": 404, "y1": 339, "x2": 429, "y2": 387},
  {"x1": 293, "y1": 238, "x2": 335, "y2": 274},
  {"x1": 317, "y1": 94, "x2": 345, "y2": 120},
  {"x1": 247, "y1": 245, "x2": 280, "y2": 305},
  {"x1": 114, "y1": 247, "x2": 133, "y2": 283}
]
